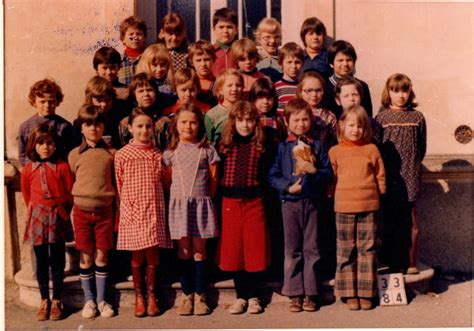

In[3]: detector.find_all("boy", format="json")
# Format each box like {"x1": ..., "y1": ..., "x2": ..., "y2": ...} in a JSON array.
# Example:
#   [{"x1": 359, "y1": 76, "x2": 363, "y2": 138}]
[
  {"x1": 117, "y1": 15, "x2": 147, "y2": 86},
  {"x1": 255, "y1": 17, "x2": 283, "y2": 83},
  {"x1": 93, "y1": 46, "x2": 129, "y2": 100},
  {"x1": 211, "y1": 7, "x2": 238, "y2": 77},
  {"x1": 274, "y1": 42, "x2": 304, "y2": 115},
  {"x1": 188, "y1": 40, "x2": 218, "y2": 107},
  {"x1": 268, "y1": 98, "x2": 332, "y2": 313},
  {"x1": 300, "y1": 17, "x2": 332, "y2": 79},
  {"x1": 324, "y1": 40, "x2": 372, "y2": 119},
  {"x1": 18, "y1": 78, "x2": 74, "y2": 166},
  {"x1": 68, "y1": 105, "x2": 116, "y2": 319}
]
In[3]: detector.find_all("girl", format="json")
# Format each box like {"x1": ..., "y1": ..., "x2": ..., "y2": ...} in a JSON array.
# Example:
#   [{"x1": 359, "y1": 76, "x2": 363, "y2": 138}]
[
  {"x1": 188, "y1": 40, "x2": 218, "y2": 108},
  {"x1": 21, "y1": 124, "x2": 74, "y2": 321},
  {"x1": 157, "y1": 12, "x2": 188, "y2": 71},
  {"x1": 296, "y1": 71, "x2": 337, "y2": 150},
  {"x1": 162, "y1": 104, "x2": 220, "y2": 316},
  {"x1": 163, "y1": 68, "x2": 211, "y2": 116},
  {"x1": 376, "y1": 73, "x2": 426, "y2": 275},
  {"x1": 136, "y1": 44, "x2": 174, "y2": 96},
  {"x1": 115, "y1": 108, "x2": 174, "y2": 317},
  {"x1": 255, "y1": 17, "x2": 283, "y2": 83},
  {"x1": 204, "y1": 68, "x2": 244, "y2": 144},
  {"x1": 217, "y1": 101, "x2": 271, "y2": 314},
  {"x1": 329, "y1": 106, "x2": 386, "y2": 311}
]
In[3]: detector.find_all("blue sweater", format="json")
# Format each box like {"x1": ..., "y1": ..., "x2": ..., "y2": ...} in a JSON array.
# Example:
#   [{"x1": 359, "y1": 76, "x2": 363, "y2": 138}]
[{"x1": 268, "y1": 138, "x2": 333, "y2": 202}]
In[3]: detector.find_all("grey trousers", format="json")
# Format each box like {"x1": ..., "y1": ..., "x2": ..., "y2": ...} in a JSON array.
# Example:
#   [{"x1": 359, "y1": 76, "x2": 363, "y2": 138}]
[{"x1": 281, "y1": 198, "x2": 320, "y2": 296}]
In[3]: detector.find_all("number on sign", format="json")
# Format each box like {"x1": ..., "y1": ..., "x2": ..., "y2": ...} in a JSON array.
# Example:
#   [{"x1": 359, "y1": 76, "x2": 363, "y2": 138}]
[
  {"x1": 393, "y1": 277, "x2": 400, "y2": 288},
  {"x1": 383, "y1": 293, "x2": 390, "y2": 304},
  {"x1": 380, "y1": 277, "x2": 388, "y2": 289},
  {"x1": 396, "y1": 293, "x2": 403, "y2": 302}
]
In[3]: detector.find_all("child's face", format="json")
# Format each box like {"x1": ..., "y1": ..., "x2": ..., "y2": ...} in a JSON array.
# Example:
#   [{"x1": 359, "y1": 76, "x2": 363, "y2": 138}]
[
  {"x1": 235, "y1": 114, "x2": 256, "y2": 137},
  {"x1": 97, "y1": 63, "x2": 120, "y2": 83},
  {"x1": 92, "y1": 96, "x2": 113, "y2": 113},
  {"x1": 134, "y1": 84, "x2": 156, "y2": 108},
  {"x1": 304, "y1": 31, "x2": 324, "y2": 52},
  {"x1": 300, "y1": 77, "x2": 324, "y2": 108},
  {"x1": 151, "y1": 60, "x2": 169, "y2": 80},
  {"x1": 332, "y1": 52, "x2": 354, "y2": 78},
  {"x1": 213, "y1": 21, "x2": 237, "y2": 45},
  {"x1": 336, "y1": 84, "x2": 361, "y2": 111},
  {"x1": 254, "y1": 96, "x2": 274, "y2": 114},
  {"x1": 191, "y1": 53, "x2": 213, "y2": 78},
  {"x1": 176, "y1": 81, "x2": 198, "y2": 104},
  {"x1": 282, "y1": 56, "x2": 303, "y2": 80},
  {"x1": 176, "y1": 110, "x2": 199, "y2": 143},
  {"x1": 343, "y1": 113, "x2": 364, "y2": 142},
  {"x1": 35, "y1": 138, "x2": 55, "y2": 160},
  {"x1": 159, "y1": 30, "x2": 185, "y2": 50},
  {"x1": 237, "y1": 54, "x2": 258, "y2": 73},
  {"x1": 287, "y1": 111, "x2": 311, "y2": 137},
  {"x1": 389, "y1": 89, "x2": 410, "y2": 109},
  {"x1": 34, "y1": 94, "x2": 57, "y2": 117},
  {"x1": 128, "y1": 114, "x2": 153, "y2": 144},
  {"x1": 220, "y1": 75, "x2": 243, "y2": 106},
  {"x1": 257, "y1": 32, "x2": 281, "y2": 56},
  {"x1": 122, "y1": 27, "x2": 146, "y2": 51},
  {"x1": 81, "y1": 122, "x2": 105, "y2": 145}
]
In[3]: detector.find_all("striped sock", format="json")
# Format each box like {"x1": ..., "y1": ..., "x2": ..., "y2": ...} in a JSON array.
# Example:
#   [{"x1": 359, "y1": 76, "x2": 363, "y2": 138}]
[
  {"x1": 95, "y1": 265, "x2": 109, "y2": 304},
  {"x1": 79, "y1": 266, "x2": 95, "y2": 302}
]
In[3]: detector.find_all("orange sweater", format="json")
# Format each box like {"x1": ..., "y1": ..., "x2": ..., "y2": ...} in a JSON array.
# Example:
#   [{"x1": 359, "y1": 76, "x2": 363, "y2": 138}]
[{"x1": 328, "y1": 140, "x2": 386, "y2": 213}]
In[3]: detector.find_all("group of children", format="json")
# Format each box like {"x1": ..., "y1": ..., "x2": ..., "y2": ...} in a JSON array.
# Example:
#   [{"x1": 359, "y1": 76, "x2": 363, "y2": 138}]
[{"x1": 18, "y1": 7, "x2": 427, "y2": 322}]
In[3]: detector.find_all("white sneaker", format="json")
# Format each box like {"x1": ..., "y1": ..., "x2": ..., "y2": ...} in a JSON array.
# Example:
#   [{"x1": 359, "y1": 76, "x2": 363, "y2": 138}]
[
  {"x1": 82, "y1": 300, "x2": 97, "y2": 319},
  {"x1": 228, "y1": 298, "x2": 247, "y2": 314},
  {"x1": 98, "y1": 301, "x2": 114, "y2": 318},
  {"x1": 247, "y1": 297, "x2": 263, "y2": 314}
]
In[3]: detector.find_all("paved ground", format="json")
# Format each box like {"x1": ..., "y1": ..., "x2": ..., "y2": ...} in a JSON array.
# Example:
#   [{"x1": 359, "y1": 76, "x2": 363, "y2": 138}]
[{"x1": 4, "y1": 274, "x2": 473, "y2": 330}]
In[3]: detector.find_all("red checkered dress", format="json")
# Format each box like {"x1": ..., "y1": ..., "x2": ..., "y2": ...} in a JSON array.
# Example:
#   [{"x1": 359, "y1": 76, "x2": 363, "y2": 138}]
[{"x1": 114, "y1": 142, "x2": 173, "y2": 250}]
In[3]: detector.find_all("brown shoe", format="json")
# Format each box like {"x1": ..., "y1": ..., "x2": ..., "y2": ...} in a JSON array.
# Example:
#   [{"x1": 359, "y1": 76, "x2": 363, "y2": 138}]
[
  {"x1": 289, "y1": 296, "x2": 303, "y2": 312},
  {"x1": 359, "y1": 298, "x2": 373, "y2": 310},
  {"x1": 194, "y1": 293, "x2": 210, "y2": 315},
  {"x1": 132, "y1": 265, "x2": 147, "y2": 317},
  {"x1": 37, "y1": 299, "x2": 50, "y2": 321},
  {"x1": 302, "y1": 296, "x2": 317, "y2": 312},
  {"x1": 346, "y1": 297, "x2": 360, "y2": 310},
  {"x1": 177, "y1": 293, "x2": 194, "y2": 316},
  {"x1": 50, "y1": 299, "x2": 63, "y2": 320}
]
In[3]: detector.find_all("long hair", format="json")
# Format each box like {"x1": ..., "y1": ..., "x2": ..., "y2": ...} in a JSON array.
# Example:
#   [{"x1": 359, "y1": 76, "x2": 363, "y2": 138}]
[
  {"x1": 337, "y1": 105, "x2": 372, "y2": 144},
  {"x1": 167, "y1": 103, "x2": 209, "y2": 151},
  {"x1": 26, "y1": 123, "x2": 59, "y2": 162},
  {"x1": 381, "y1": 73, "x2": 418, "y2": 109},
  {"x1": 219, "y1": 100, "x2": 265, "y2": 155}
]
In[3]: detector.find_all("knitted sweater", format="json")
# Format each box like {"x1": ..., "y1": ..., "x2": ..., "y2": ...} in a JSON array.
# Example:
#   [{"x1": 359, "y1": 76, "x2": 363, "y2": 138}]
[
  {"x1": 68, "y1": 141, "x2": 116, "y2": 210},
  {"x1": 328, "y1": 140, "x2": 386, "y2": 213}
]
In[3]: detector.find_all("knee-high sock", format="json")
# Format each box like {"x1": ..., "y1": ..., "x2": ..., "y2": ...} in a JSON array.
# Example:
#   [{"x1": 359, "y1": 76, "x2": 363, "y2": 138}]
[
  {"x1": 194, "y1": 260, "x2": 206, "y2": 295},
  {"x1": 95, "y1": 265, "x2": 109, "y2": 304},
  {"x1": 80, "y1": 266, "x2": 95, "y2": 302},
  {"x1": 179, "y1": 259, "x2": 194, "y2": 295}
]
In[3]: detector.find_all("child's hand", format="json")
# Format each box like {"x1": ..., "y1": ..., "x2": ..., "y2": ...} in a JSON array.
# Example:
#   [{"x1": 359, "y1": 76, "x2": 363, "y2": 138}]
[
  {"x1": 295, "y1": 156, "x2": 317, "y2": 174},
  {"x1": 288, "y1": 178, "x2": 303, "y2": 194}
]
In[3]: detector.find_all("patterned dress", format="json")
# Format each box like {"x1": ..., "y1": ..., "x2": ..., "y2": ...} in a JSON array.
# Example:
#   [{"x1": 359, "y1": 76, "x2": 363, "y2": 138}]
[
  {"x1": 375, "y1": 108, "x2": 427, "y2": 201},
  {"x1": 163, "y1": 143, "x2": 220, "y2": 239},
  {"x1": 115, "y1": 141, "x2": 173, "y2": 250},
  {"x1": 310, "y1": 107, "x2": 338, "y2": 150}
]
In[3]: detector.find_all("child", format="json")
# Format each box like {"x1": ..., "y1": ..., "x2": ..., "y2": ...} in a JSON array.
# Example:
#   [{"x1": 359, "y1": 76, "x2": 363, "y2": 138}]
[
  {"x1": 21, "y1": 124, "x2": 74, "y2": 321},
  {"x1": 115, "y1": 108, "x2": 174, "y2": 317},
  {"x1": 231, "y1": 38, "x2": 266, "y2": 98},
  {"x1": 255, "y1": 17, "x2": 283, "y2": 83},
  {"x1": 211, "y1": 7, "x2": 239, "y2": 77},
  {"x1": 157, "y1": 12, "x2": 188, "y2": 71},
  {"x1": 300, "y1": 17, "x2": 332, "y2": 79},
  {"x1": 118, "y1": 15, "x2": 147, "y2": 86},
  {"x1": 93, "y1": 46, "x2": 129, "y2": 99},
  {"x1": 188, "y1": 40, "x2": 218, "y2": 108},
  {"x1": 274, "y1": 42, "x2": 305, "y2": 115},
  {"x1": 18, "y1": 78, "x2": 74, "y2": 167},
  {"x1": 204, "y1": 68, "x2": 244, "y2": 144},
  {"x1": 329, "y1": 105, "x2": 386, "y2": 311},
  {"x1": 324, "y1": 40, "x2": 372, "y2": 119},
  {"x1": 295, "y1": 71, "x2": 337, "y2": 150},
  {"x1": 375, "y1": 73, "x2": 426, "y2": 275},
  {"x1": 68, "y1": 105, "x2": 116, "y2": 319},
  {"x1": 162, "y1": 104, "x2": 220, "y2": 316},
  {"x1": 217, "y1": 101, "x2": 271, "y2": 314},
  {"x1": 136, "y1": 43, "x2": 174, "y2": 95},
  {"x1": 162, "y1": 68, "x2": 211, "y2": 116},
  {"x1": 268, "y1": 98, "x2": 332, "y2": 313}
]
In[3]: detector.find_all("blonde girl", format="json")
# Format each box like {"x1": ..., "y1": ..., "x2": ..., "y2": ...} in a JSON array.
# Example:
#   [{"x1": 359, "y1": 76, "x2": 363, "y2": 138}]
[
  {"x1": 204, "y1": 68, "x2": 244, "y2": 144},
  {"x1": 255, "y1": 17, "x2": 283, "y2": 83},
  {"x1": 157, "y1": 12, "x2": 188, "y2": 71},
  {"x1": 376, "y1": 73, "x2": 426, "y2": 275},
  {"x1": 188, "y1": 40, "x2": 218, "y2": 107},
  {"x1": 329, "y1": 106, "x2": 386, "y2": 310},
  {"x1": 163, "y1": 104, "x2": 220, "y2": 316},
  {"x1": 136, "y1": 44, "x2": 174, "y2": 95}
]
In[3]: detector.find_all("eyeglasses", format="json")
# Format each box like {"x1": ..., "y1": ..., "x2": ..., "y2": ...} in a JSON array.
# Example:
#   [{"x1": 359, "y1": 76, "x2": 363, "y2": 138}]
[{"x1": 302, "y1": 88, "x2": 323, "y2": 94}]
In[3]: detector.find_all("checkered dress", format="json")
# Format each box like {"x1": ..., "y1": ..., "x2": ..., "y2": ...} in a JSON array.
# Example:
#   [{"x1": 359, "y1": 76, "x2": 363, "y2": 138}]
[
  {"x1": 169, "y1": 49, "x2": 188, "y2": 71},
  {"x1": 115, "y1": 142, "x2": 173, "y2": 250}
]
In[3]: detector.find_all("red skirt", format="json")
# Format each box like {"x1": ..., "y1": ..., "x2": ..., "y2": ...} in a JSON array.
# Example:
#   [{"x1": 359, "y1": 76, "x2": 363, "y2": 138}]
[{"x1": 217, "y1": 197, "x2": 270, "y2": 272}]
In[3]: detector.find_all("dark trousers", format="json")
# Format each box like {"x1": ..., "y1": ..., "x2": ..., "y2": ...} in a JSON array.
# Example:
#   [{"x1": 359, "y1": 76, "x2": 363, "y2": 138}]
[
  {"x1": 34, "y1": 242, "x2": 66, "y2": 300},
  {"x1": 281, "y1": 199, "x2": 320, "y2": 296}
]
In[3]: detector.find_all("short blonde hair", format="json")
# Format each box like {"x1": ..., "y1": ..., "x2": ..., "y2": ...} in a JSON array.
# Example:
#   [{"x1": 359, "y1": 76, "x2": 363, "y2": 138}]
[
  {"x1": 231, "y1": 38, "x2": 260, "y2": 63},
  {"x1": 337, "y1": 105, "x2": 372, "y2": 143},
  {"x1": 136, "y1": 44, "x2": 173, "y2": 84},
  {"x1": 213, "y1": 68, "x2": 244, "y2": 100},
  {"x1": 255, "y1": 17, "x2": 282, "y2": 39}
]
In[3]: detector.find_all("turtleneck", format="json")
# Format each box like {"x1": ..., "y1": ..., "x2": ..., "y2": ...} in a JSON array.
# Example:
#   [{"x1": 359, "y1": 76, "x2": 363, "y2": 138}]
[
  {"x1": 217, "y1": 40, "x2": 232, "y2": 49},
  {"x1": 234, "y1": 133, "x2": 253, "y2": 144},
  {"x1": 339, "y1": 139, "x2": 367, "y2": 147},
  {"x1": 124, "y1": 46, "x2": 142, "y2": 59}
]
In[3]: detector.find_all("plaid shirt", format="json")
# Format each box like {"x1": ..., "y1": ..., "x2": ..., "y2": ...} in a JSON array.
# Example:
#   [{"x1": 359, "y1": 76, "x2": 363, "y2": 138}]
[{"x1": 118, "y1": 53, "x2": 141, "y2": 86}]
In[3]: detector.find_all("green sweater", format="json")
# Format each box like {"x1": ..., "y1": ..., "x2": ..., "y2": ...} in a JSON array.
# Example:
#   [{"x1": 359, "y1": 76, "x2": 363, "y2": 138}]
[{"x1": 204, "y1": 104, "x2": 229, "y2": 144}]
